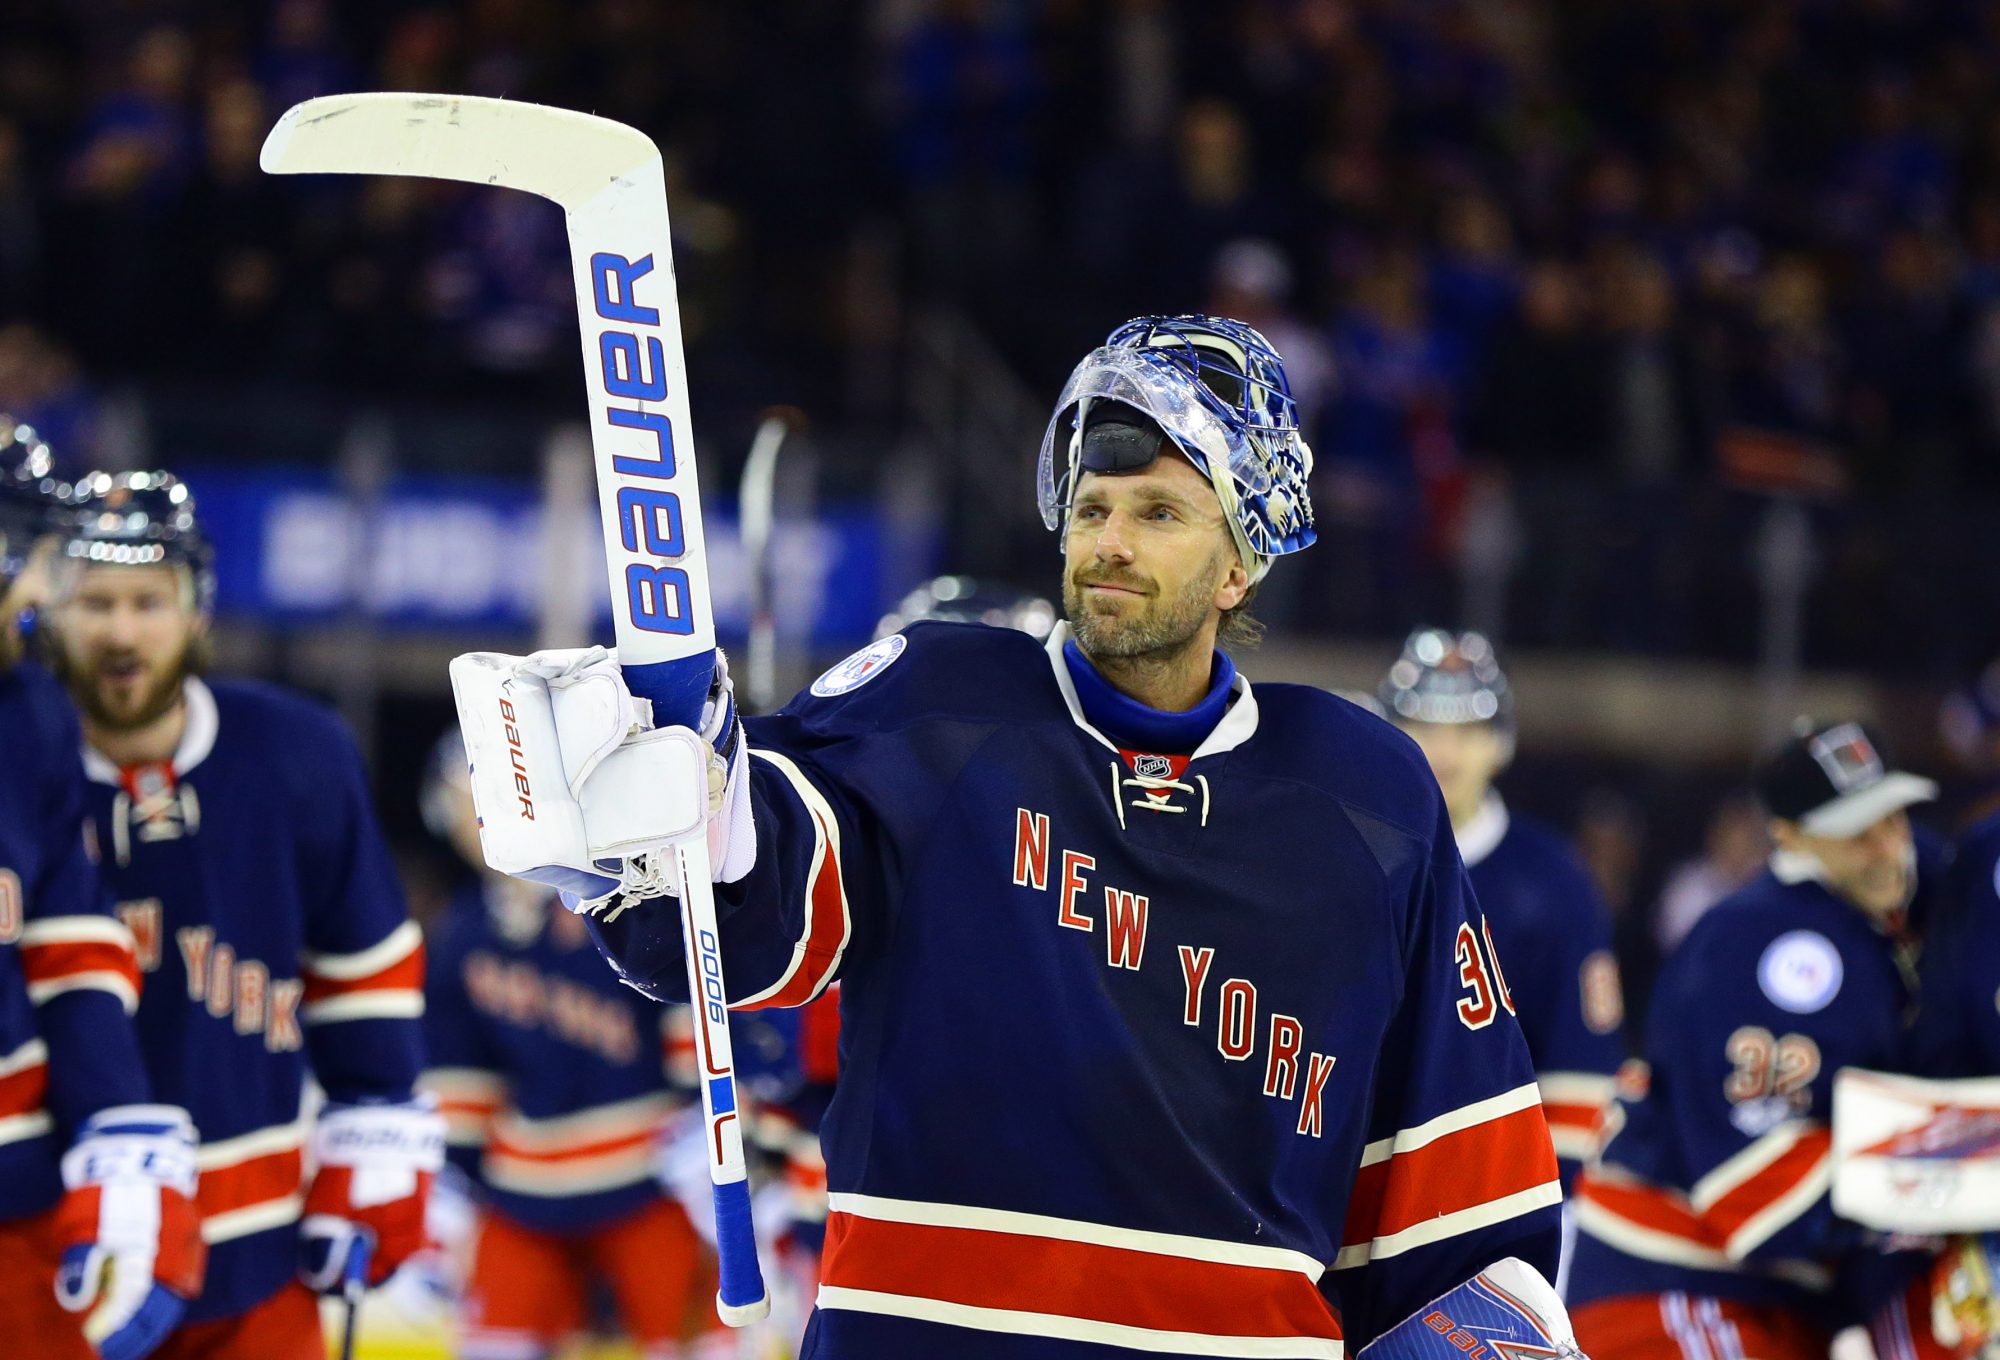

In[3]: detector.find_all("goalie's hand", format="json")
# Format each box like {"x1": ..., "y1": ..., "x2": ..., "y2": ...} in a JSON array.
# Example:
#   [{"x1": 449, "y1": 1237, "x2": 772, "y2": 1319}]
[{"x1": 448, "y1": 645, "x2": 754, "y2": 905}]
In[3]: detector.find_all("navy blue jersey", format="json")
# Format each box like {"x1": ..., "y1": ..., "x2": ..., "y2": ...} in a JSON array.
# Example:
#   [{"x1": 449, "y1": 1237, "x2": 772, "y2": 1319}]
[
  {"x1": 1569, "y1": 858, "x2": 1927, "y2": 1317},
  {"x1": 80, "y1": 677, "x2": 423, "y2": 1322},
  {"x1": 1907, "y1": 810, "x2": 2000, "y2": 1076},
  {"x1": 423, "y1": 882, "x2": 685, "y2": 1234},
  {"x1": 589, "y1": 622, "x2": 1561, "y2": 1357},
  {"x1": 1459, "y1": 796, "x2": 1626, "y2": 1185},
  {"x1": 0, "y1": 658, "x2": 149, "y2": 1222}
]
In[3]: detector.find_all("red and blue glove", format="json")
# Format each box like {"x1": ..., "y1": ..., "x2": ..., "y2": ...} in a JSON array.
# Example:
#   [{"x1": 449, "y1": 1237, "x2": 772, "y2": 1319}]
[
  {"x1": 298, "y1": 1099, "x2": 445, "y2": 1293},
  {"x1": 54, "y1": 1105, "x2": 205, "y2": 1360}
]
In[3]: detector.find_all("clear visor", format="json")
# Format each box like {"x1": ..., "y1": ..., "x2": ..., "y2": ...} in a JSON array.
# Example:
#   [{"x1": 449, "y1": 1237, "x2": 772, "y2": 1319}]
[{"x1": 1036, "y1": 347, "x2": 1272, "y2": 534}]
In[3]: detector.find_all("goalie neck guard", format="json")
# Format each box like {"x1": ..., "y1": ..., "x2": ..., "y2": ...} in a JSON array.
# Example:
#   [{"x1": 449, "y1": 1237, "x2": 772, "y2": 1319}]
[
  {"x1": 61, "y1": 469, "x2": 216, "y2": 612},
  {"x1": 1037, "y1": 315, "x2": 1316, "y2": 583}
]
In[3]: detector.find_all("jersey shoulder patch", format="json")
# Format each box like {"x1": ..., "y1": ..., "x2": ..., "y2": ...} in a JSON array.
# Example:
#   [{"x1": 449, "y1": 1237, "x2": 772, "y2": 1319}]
[
  {"x1": 811, "y1": 634, "x2": 907, "y2": 697},
  {"x1": 1757, "y1": 929, "x2": 1844, "y2": 1014}
]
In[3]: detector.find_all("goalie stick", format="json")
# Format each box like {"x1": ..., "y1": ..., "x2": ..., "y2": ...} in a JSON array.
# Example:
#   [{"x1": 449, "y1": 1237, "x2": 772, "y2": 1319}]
[
  {"x1": 260, "y1": 92, "x2": 770, "y2": 1325},
  {"x1": 738, "y1": 407, "x2": 798, "y2": 714}
]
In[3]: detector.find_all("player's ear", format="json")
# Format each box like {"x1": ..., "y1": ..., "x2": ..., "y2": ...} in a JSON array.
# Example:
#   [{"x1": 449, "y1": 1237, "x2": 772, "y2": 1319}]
[{"x1": 1213, "y1": 547, "x2": 1250, "y2": 613}]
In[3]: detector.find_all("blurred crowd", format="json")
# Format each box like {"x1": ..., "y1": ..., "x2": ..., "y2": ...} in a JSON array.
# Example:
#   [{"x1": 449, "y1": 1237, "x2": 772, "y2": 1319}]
[
  {"x1": 10, "y1": 0, "x2": 2000, "y2": 671},
  {"x1": 7, "y1": 0, "x2": 2000, "y2": 485}
]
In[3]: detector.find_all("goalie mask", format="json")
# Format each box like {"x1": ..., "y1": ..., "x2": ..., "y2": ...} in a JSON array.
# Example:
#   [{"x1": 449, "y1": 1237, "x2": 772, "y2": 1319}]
[{"x1": 1037, "y1": 315, "x2": 1317, "y2": 584}]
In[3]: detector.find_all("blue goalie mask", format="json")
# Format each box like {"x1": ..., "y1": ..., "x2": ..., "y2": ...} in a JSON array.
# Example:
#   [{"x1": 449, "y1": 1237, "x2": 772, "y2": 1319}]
[{"x1": 1036, "y1": 315, "x2": 1316, "y2": 583}]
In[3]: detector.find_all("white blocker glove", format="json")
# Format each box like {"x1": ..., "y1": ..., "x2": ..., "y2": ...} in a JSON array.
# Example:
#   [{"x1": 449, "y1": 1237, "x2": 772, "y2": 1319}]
[
  {"x1": 447, "y1": 645, "x2": 755, "y2": 908},
  {"x1": 54, "y1": 1105, "x2": 205, "y2": 1360}
]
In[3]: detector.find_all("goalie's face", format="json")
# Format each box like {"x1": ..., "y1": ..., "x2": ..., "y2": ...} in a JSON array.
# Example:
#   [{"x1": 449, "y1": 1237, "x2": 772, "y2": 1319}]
[
  {"x1": 1062, "y1": 453, "x2": 1249, "y2": 663},
  {"x1": 55, "y1": 563, "x2": 205, "y2": 733}
]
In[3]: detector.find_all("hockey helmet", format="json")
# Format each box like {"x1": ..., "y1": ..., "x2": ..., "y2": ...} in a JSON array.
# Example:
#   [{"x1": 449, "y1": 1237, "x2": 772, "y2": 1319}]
[
  {"x1": 62, "y1": 470, "x2": 215, "y2": 612},
  {"x1": 0, "y1": 417, "x2": 63, "y2": 588},
  {"x1": 1037, "y1": 315, "x2": 1316, "y2": 583},
  {"x1": 875, "y1": 575, "x2": 1056, "y2": 640},
  {"x1": 1378, "y1": 627, "x2": 1516, "y2": 740}
]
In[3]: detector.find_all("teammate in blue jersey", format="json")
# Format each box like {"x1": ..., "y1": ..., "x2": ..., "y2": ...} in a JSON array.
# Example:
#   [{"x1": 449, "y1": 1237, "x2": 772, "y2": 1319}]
[
  {"x1": 1908, "y1": 809, "x2": 2000, "y2": 1077},
  {"x1": 0, "y1": 421, "x2": 204, "y2": 1360},
  {"x1": 1376, "y1": 628, "x2": 1626, "y2": 1192},
  {"x1": 47, "y1": 471, "x2": 443, "y2": 1360},
  {"x1": 1567, "y1": 719, "x2": 1941, "y2": 1360},
  {"x1": 417, "y1": 733, "x2": 736, "y2": 1360},
  {"x1": 1857, "y1": 803, "x2": 2000, "y2": 1360},
  {"x1": 458, "y1": 315, "x2": 1564, "y2": 1357}
]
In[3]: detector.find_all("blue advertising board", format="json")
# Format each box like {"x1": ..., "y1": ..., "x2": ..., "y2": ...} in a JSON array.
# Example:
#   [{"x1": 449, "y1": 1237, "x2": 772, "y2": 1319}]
[{"x1": 179, "y1": 465, "x2": 916, "y2": 646}]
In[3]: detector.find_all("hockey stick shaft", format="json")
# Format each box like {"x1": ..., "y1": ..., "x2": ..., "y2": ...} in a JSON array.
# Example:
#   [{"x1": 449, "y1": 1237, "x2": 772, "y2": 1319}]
[
  {"x1": 261, "y1": 93, "x2": 768, "y2": 1324},
  {"x1": 738, "y1": 411, "x2": 791, "y2": 713}
]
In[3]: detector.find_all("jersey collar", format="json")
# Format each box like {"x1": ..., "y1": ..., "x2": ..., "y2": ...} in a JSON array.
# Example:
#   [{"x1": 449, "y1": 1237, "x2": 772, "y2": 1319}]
[
  {"x1": 1043, "y1": 621, "x2": 1259, "y2": 760},
  {"x1": 1456, "y1": 791, "x2": 1510, "y2": 867},
  {"x1": 82, "y1": 676, "x2": 220, "y2": 785}
]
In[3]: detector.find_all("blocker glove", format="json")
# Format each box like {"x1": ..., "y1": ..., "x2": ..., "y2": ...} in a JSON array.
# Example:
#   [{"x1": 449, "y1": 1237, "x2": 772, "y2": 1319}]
[
  {"x1": 447, "y1": 645, "x2": 755, "y2": 909},
  {"x1": 299, "y1": 1098, "x2": 446, "y2": 1292},
  {"x1": 54, "y1": 1105, "x2": 205, "y2": 1360}
]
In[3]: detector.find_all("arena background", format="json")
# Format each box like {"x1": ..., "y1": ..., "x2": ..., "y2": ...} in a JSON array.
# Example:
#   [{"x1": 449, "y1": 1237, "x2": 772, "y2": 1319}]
[{"x1": 4, "y1": 1, "x2": 1998, "y2": 1350}]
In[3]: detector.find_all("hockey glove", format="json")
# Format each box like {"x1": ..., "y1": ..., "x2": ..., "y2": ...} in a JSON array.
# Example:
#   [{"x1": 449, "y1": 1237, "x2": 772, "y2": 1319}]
[
  {"x1": 53, "y1": 1105, "x2": 205, "y2": 1360},
  {"x1": 299, "y1": 1099, "x2": 445, "y2": 1292}
]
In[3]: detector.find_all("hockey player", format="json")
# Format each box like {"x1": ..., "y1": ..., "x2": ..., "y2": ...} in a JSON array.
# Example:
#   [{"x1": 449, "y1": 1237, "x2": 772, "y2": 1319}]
[
  {"x1": 1567, "y1": 719, "x2": 1941, "y2": 1360},
  {"x1": 48, "y1": 470, "x2": 442, "y2": 1359},
  {"x1": 1853, "y1": 794, "x2": 2000, "y2": 1360},
  {"x1": 417, "y1": 733, "x2": 734, "y2": 1360},
  {"x1": 456, "y1": 316, "x2": 1564, "y2": 1356},
  {"x1": 0, "y1": 422, "x2": 204, "y2": 1360},
  {"x1": 1375, "y1": 628, "x2": 1626, "y2": 1188}
]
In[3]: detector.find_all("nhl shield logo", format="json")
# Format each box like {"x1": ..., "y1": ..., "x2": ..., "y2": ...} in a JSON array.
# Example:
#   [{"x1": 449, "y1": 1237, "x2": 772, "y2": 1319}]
[
  {"x1": 811, "y1": 633, "x2": 908, "y2": 698},
  {"x1": 1133, "y1": 753, "x2": 1174, "y2": 780}
]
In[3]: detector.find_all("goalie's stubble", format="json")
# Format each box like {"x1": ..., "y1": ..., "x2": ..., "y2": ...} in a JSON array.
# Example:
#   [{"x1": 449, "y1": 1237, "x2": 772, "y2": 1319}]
[{"x1": 1063, "y1": 539, "x2": 1233, "y2": 665}]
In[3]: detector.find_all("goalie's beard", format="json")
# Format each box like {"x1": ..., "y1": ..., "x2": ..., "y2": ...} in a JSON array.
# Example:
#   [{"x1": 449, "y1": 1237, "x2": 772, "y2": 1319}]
[{"x1": 48, "y1": 628, "x2": 212, "y2": 736}]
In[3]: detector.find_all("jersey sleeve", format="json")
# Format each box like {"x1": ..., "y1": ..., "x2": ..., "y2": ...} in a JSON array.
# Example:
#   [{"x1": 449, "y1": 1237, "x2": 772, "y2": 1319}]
[
  {"x1": 586, "y1": 658, "x2": 955, "y2": 1008},
  {"x1": 24, "y1": 685, "x2": 151, "y2": 1134},
  {"x1": 294, "y1": 711, "x2": 424, "y2": 1103},
  {"x1": 418, "y1": 911, "x2": 505, "y2": 1184},
  {"x1": 1331, "y1": 804, "x2": 1562, "y2": 1344},
  {"x1": 1512, "y1": 849, "x2": 1627, "y2": 1183},
  {"x1": 1643, "y1": 919, "x2": 1858, "y2": 1265}
]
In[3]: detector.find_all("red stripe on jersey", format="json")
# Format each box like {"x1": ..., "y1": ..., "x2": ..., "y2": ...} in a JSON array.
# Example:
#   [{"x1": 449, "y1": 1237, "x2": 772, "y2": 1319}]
[
  {"x1": 1544, "y1": 1100, "x2": 1609, "y2": 1149},
  {"x1": 821, "y1": 1211, "x2": 1342, "y2": 1343},
  {"x1": 799, "y1": 986, "x2": 842, "y2": 1083},
  {"x1": 487, "y1": 1126, "x2": 657, "y2": 1165},
  {"x1": 198, "y1": 1147, "x2": 304, "y2": 1222},
  {"x1": 0, "y1": 1057, "x2": 48, "y2": 1119},
  {"x1": 301, "y1": 943, "x2": 425, "y2": 1003},
  {"x1": 1342, "y1": 1103, "x2": 1558, "y2": 1247},
  {"x1": 1701, "y1": 1126, "x2": 1832, "y2": 1244},
  {"x1": 1575, "y1": 1173, "x2": 1720, "y2": 1248},
  {"x1": 20, "y1": 939, "x2": 141, "y2": 995},
  {"x1": 742, "y1": 797, "x2": 848, "y2": 1010}
]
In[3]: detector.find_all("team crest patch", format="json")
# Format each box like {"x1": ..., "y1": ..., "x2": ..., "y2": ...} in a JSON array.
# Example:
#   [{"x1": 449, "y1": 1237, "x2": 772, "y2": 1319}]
[
  {"x1": 811, "y1": 634, "x2": 907, "y2": 697},
  {"x1": 1758, "y1": 930, "x2": 1843, "y2": 1014}
]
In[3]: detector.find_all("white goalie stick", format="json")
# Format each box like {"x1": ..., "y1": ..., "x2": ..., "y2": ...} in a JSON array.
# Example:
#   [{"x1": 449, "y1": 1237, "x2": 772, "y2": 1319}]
[{"x1": 260, "y1": 93, "x2": 770, "y2": 1325}]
